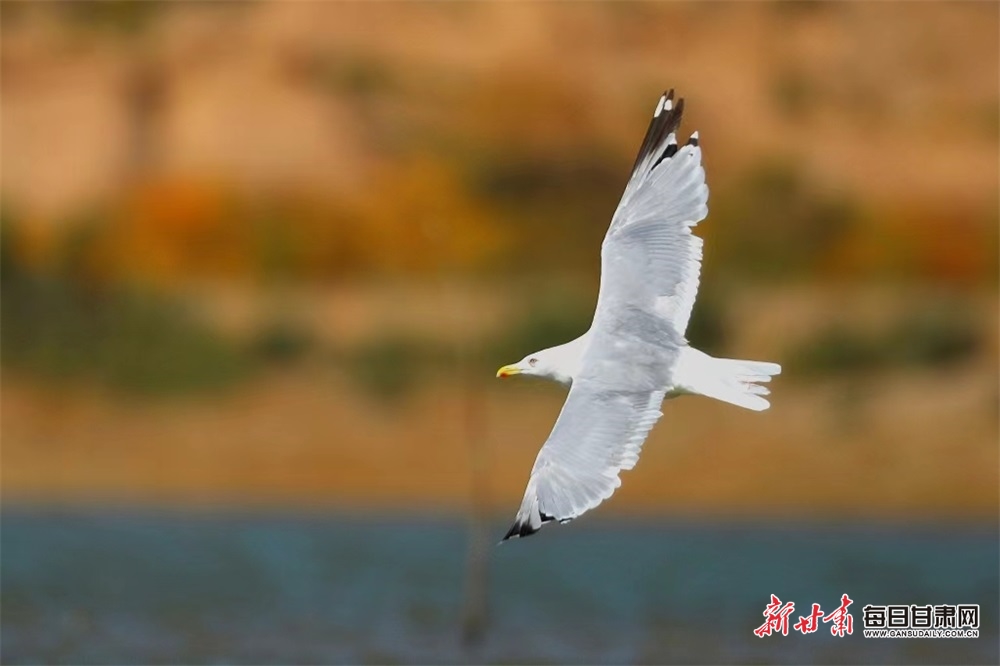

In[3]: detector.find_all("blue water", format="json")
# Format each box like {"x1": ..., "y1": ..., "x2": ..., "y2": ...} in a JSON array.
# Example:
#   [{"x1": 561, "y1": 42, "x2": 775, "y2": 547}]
[{"x1": 2, "y1": 509, "x2": 997, "y2": 664}]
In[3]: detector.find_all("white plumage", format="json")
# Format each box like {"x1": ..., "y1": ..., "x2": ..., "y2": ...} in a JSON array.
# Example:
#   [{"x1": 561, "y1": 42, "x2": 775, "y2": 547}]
[{"x1": 496, "y1": 91, "x2": 781, "y2": 541}]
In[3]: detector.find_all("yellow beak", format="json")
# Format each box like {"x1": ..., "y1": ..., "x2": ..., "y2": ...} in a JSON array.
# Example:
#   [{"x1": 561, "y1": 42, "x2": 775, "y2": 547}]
[{"x1": 496, "y1": 364, "x2": 522, "y2": 378}]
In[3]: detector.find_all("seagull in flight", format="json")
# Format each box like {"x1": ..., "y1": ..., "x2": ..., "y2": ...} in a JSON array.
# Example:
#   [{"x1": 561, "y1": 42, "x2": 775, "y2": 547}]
[{"x1": 495, "y1": 90, "x2": 780, "y2": 541}]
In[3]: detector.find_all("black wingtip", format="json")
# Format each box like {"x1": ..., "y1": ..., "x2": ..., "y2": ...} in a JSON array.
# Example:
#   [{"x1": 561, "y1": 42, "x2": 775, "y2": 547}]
[
  {"x1": 630, "y1": 90, "x2": 685, "y2": 176},
  {"x1": 499, "y1": 518, "x2": 538, "y2": 543},
  {"x1": 655, "y1": 89, "x2": 675, "y2": 117},
  {"x1": 498, "y1": 511, "x2": 558, "y2": 543},
  {"x1": 663, "y1": 140, "x2": 679, "y2": 161}
]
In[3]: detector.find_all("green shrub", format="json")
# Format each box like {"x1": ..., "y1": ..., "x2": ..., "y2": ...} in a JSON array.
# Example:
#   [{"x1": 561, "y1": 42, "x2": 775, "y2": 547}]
[
  {"x1": 787, "y1": 305, "x2": 981, "y2": 377},
  {"x1": 340, "y1": 336, "x2": 450, "y2": 402},
  {"x1": 250, "y1": 318, "x2": 315, "y2": 365},
  {"x1": 886, "y1": 310, "x2": 980, "y2": 368},
  {"x1": 713, "y1": 160, "x2": 860, "y2": 279},
  {"x1": 1, "y1": 276, "x2": 248, "y2": 394},
  {"x1": 787, "y1": 326, "x2": 883, "y2": 377}
]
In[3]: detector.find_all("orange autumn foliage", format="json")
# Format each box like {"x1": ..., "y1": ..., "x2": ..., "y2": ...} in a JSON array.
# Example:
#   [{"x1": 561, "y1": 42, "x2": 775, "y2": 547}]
[
  {"x1": 101, "y1": 179, "x2": 249, "y2": 284},
  {"x1": 65, "y1": 162, "x2": 507, "y2": 285}
]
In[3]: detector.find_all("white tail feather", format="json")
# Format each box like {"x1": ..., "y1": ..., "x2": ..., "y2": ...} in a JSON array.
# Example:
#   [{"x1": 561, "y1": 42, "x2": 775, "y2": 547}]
[{"x1": 674, "y1": 348, "x2": 781, "y2": 411}]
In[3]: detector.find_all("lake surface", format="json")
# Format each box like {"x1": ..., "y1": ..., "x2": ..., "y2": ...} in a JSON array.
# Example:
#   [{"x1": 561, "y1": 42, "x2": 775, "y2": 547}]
[{"x1": 2, "y1": 509, "x2": 997, "y2": 664}]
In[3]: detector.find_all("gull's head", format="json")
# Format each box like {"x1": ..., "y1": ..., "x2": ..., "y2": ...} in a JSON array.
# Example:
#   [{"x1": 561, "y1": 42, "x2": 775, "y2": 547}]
[
  {"x1": 496, "y1": 352, "x2": 546, "y2": 380},
  {"x1": 495, "y1": 336, "x2": 588, "y2": 386}
]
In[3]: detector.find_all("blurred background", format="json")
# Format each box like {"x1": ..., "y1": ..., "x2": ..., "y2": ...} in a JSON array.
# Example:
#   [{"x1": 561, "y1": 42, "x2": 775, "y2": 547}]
[{"x1": 1, "y1": 2, "x2": 997, "y2": 664}]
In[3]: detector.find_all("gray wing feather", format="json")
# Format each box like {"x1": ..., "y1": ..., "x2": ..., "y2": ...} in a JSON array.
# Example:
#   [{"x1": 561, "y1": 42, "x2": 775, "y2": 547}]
[
  {"x1": 503, "y1": 383, "x2": 666, "y2": 540},
  {"x1": 602, "y1": 140, "x2": 709, "y2": 336}
]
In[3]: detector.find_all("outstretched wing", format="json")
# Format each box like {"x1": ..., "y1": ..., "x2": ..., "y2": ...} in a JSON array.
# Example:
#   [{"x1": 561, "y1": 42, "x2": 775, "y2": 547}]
[
  {"x1": 502, "y1": 381, "x2": 667, "y2": 540},
  {"x1": 599, "y1": 90, "x2": 709, "y2": 337}
]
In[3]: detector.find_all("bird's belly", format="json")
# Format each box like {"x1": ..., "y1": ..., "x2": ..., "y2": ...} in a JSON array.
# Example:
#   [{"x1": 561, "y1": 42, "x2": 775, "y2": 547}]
[
  {"x1": 585, "y1": 343, "x2": 677, "y2": 391},
  {"x1": 584, "y1": 307, "x2": 684, "y2": 390}
]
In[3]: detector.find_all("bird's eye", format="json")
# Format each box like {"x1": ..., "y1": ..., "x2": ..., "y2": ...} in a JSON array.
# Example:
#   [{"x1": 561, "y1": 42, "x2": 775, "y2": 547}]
[{"x1": 528, "y1": 358, "x2": 538, "y2": 367}]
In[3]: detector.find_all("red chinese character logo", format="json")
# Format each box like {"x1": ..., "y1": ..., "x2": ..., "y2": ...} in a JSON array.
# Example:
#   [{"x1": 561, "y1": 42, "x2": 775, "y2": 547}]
[
  {"x1": 794, "y1": 603, "x2": 824, "y2": 635},
  {"x1": 822, "y1": 594, "x2": 854, "y2": 637},
  {"x1": 754, "y1": 594, "x2": 796, "y2": 637}
]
